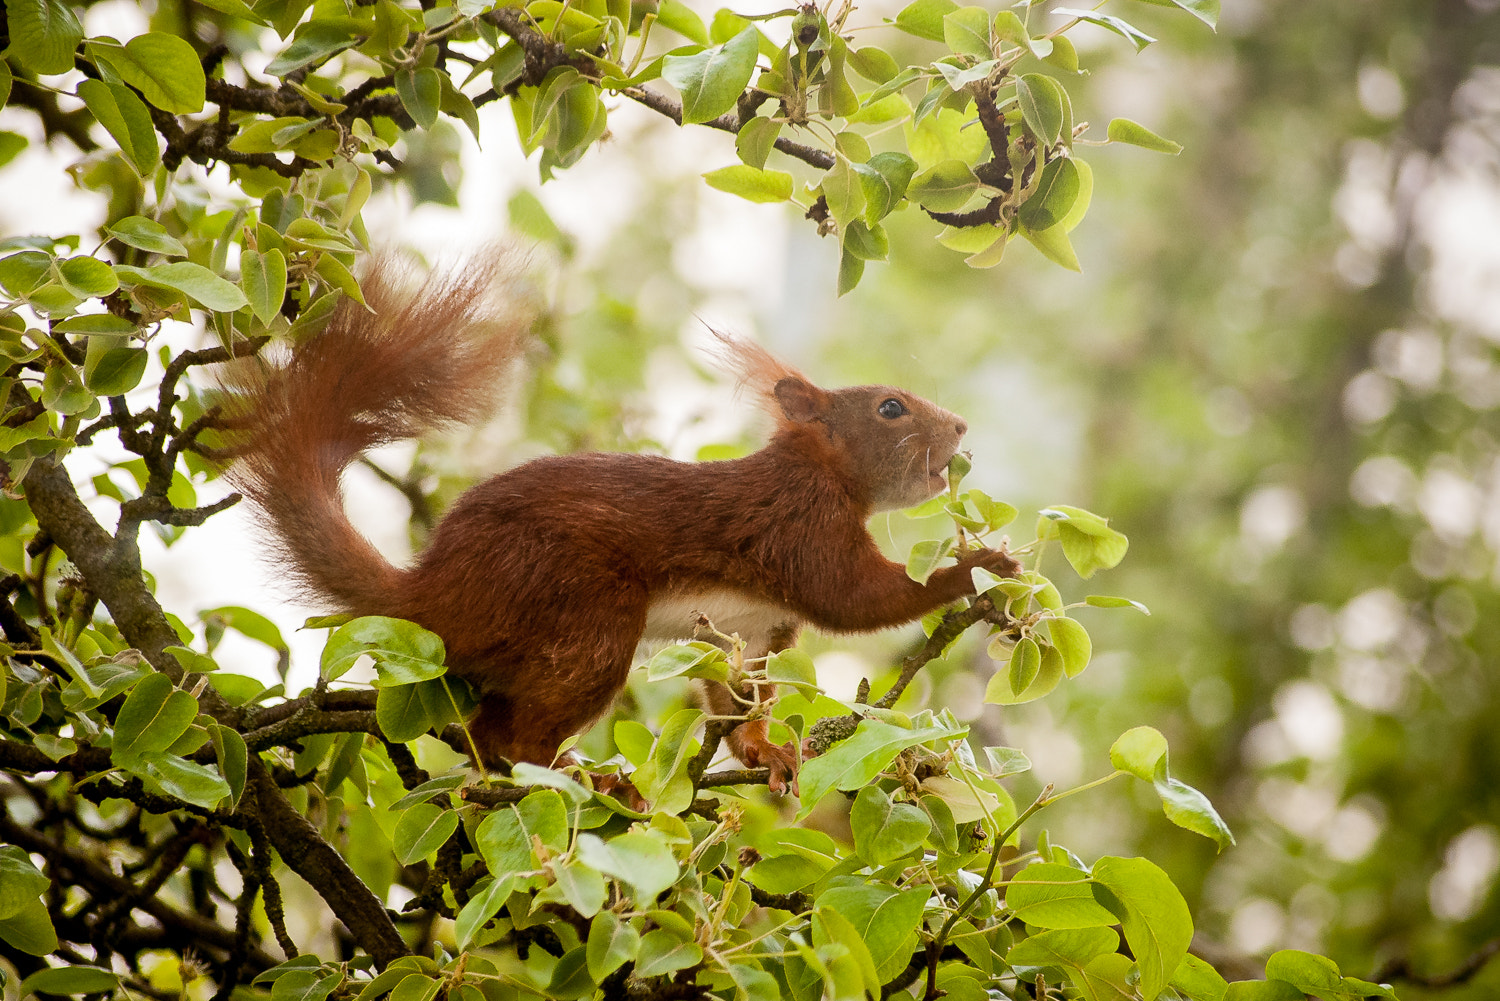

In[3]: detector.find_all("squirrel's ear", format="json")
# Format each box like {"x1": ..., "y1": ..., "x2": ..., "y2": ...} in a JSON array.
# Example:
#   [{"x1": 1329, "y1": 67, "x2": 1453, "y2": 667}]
[{"x1": 773, "y1": 377, "x2": 827, "y2": 423}]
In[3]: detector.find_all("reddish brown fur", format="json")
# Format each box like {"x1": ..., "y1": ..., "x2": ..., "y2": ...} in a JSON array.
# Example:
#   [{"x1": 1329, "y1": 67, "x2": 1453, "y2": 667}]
[{"x1": 231, "y1": 262, "x2": 1019, "y2": 790}]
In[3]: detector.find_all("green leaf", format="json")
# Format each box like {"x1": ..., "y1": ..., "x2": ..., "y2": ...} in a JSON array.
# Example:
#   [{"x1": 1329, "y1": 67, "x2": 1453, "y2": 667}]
[
  {"x1": 614, "y1": 719, "x2": 654, "y2": 766},
  {"x1": 136, "y1": 751, "x2": 232, "y2": 808},
  {"x1": 645, "y1": 640, "x2": 729, "y2": 683},
  {"x1": 1005, "y1": 863, "x2": 1119, "y2": 928},
  {"x1": 1043, "y1": 34, "x2": 1080, "y2": 73},
  {"x1": 1008, "y1": 636, "x2": 1040, "y2": 695},
  {"x1": 983, "y1": 745, "x2": 1031, "y2": 776},
  {"x1": 1007, "y1": 925, "x2": 1119, "y2": 969},
  {"x1": 512, "y1": 762, "x2": 593, "y2": 804},
  {"x1": 1264, "y1": 952, "x2": 1347, "y2": 996},
  {"x1": 850, "y1": 785, "x2": 930, "y2": 864},
  {"x1": 766, "y1": 648, "x2": 819, "y2": 694},
  {"x1": 0, "y1": 846, "x2": 48, "y2": 915},
  {"x1": 1155, "y1": 773, "x2": 1236, "y2": 851},
  {"x1": 703, "y1": 164, "x2": 794, "y2": 203},
  {"x1": 842, "y1": 220, "x2": 888, "y2": 262},
  {"x1": 1130, "y1": 0, "x2": 1219, "y2": 29},
  {"x1": 1038, "y1": 506, "x2": 1128, "y2": 577},
  {"x1": 396, "y1": 67, "x2": 442, "y2": 129},
  {"x1": 475, "y1": 803, "x2": 541, "y2": 878},
  {"x1": 548, "y1": 858, "x2": 605, "y2": 916},
  {"x1": 20, "y1": 967, "x2": 121, "y2": 997},
  {"x1": 1050, "y1": 7, "x2": 1156, "y2": 51},
  {"x1": 1019, "y1": 157, "x2": 1081, "y2": 233},
  {"x1": 848, "y1": 46, "x2": 898, "y2": 83},
  {"x1": 576, "y1": 831, "x2": 681, "y2": 901},
  {"x1": 1016, "y1": 73, "x2": 1065, "y2": 147},
  {"x1": 1111, "y1": 725, "x2": 1168, "y2": 780},
  {"x1": 57, "y1": 256, "x2": 118, "y2": 297},
  {"x1": 322, "y1": 616, "x2": 447, "y2": 684},
  {"x1": 942, "y1": 6, "x2": 991, "y2": 58},
  {"x1": 633, "y1": 708, "x2": 704, "y2": 812},
  {"x1": 191, "y1": 0, "x2": 269, "y2": 23},
  {"x1": 114, "y1": 262, "x2": 249, "y2": 311},
  {"x1": 375, "y1": 682, "x2": 432, "y2": 743},
  {"x1": 101, "y1": 32, "x2": 207, "y2": 114},
  {"x1": 83, "y1": 335, "x2": 148, "y2": 395},
  {"x1": 240, "y1": 248, "x2": 288, "y2": 325},
  {"x1": 1046, "y1": 616, "x2": 1092, "y2": 677},
  {"x1": 1107, "y1": 117, "x2": 1184, "y2": 154},
  {"x1": 984, "y1": 640, "x2": 1063, "y2": 705},
  {"x1": 635, "y1": 928, "x2": 703, "y2": 978},
  {"x1": 908, "y1": 159, "x2": 978, "y2": 212},
  {"x1": 655, "y1": 0, "x2": 710, "y2": 44},
  {"x1": 54, "y1": 313, "x2": 135, "y2": 336},
  {"x1": 893, "y1": 0, "x2": 958, "y2": 42},
  {"x1": 796, "y1": 719, "x2": 964, "y2": 818},
  {"x1": 1172, "y1": 953, "x2": 1230, "y2": 1001},
  {"x1": 0, "y1": 131, "x2": 26, "y2": 168},
  {"x1": 77, "y1": 79, "x2": 160, "y2": 175},
  {"x1": 393, "y1": 803, "x2": 460, "y2": 864},
  {"x1": 0, "y1": 896, "x2": 57, "y2": 955},
  {"x1": 1092, "y1": 856, "x2": 1193, "y2": 1001},
  {"x1": 455, "y1": 876, "x2": 516, "y2": 950},
  {"x1": 586, "y1": 910, "x2": 641, "y2": 982},
  {"x1": 7, "y1": 0, "x2": 84, "y2": 75},
  {"x1": 905, "y1": 537, "x2": 955, "y2": 584},
  {"x1": 816, "y1": 894, "x2": 894, "y2": 984},
  {"x1": 314, "y1": 254, "x2": 365, "y2": 306},
  {"x1": 663, "y1": 27, "x2": 759, "y2": 124},
  {"x1": 820, "y1": 154, "x2": 866, "y2": 229},
  {"x1": 855, "y1": 152, "x2": 917, "y2": 224},
  {"x1": 1223, "y1": 981, "x2": 1307, "y2": 1001},
  {"x1": 0, "y1": 250, "x2": 51, "y2": 298},
  {"x1": 992, "y1": 11, "x2": 1029, "y2": 49},
  {"x1": 266, "y1": 23, "x2": 357, "y2": 76},
  {"x1": 107, "y1": 216, "x2": 188, "y2": 257},
  {"x1": 112, "y1": 672, "x2": 199, "y2": 765},
  {"x1": 1085, "y1": 594, "x2": 1151, "y2": 614},
  {"x1": 817, "y1": 883, "x2": 930, "y2": 985},
  {"x1": 210, "y1": 723, "x2": 248, "y2": 808},
  {"x1": 735, "y1": 116, "x2": 783, "y2": 169},
  {"x1": 0, "y1": 60, "x2": 11, "y2": 109}
]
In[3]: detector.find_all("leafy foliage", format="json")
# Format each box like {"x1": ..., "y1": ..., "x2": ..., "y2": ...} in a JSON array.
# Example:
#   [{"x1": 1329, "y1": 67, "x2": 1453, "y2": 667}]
[{"x1": 0, "y1": 0, "x2": 1445, "y2": 998}]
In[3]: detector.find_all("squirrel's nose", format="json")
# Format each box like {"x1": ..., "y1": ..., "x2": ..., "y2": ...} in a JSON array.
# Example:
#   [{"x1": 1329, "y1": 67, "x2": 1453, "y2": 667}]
[{"x1": 955, "y1": 419, "x2": 968, "y2": 438}]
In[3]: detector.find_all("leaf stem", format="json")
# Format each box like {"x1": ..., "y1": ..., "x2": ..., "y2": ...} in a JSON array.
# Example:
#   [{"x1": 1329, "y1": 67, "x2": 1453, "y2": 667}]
[
  {"x1": 439, "y1": 676, "x2": 492, "y2": 788},
  {"x1": 934, "y1": 783, "x2": 1053, "y2": 948}
]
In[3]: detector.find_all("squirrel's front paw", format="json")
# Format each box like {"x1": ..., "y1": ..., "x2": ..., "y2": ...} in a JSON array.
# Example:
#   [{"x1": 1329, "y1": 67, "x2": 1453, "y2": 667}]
[{"x1": 961, "y1": 545, "x2": 1022, "y2": 580}]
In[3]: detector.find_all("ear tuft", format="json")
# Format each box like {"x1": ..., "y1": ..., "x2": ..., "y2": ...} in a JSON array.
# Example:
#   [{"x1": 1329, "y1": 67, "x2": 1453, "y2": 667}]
[{"x1": 707, "y1": 330, "x2": 814, "y2": 421}]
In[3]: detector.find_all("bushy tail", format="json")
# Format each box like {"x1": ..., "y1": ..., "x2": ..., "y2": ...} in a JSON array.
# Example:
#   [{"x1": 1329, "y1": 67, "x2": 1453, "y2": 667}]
[{"x1": 226, "y1": 258, "x2": 528, "y2": 614}]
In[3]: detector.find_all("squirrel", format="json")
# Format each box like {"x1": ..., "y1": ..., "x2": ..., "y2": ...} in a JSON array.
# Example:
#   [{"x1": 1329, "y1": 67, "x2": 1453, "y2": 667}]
[{"x1": 228, "y1": 259, "x2": 1020, "y2": 792}]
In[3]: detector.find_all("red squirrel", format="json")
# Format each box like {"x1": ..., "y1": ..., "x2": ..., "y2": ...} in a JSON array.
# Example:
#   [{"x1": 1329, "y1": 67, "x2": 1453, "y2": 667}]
[{"x1": 229, "y1": 260, "x2": 1019, "y2": 791}]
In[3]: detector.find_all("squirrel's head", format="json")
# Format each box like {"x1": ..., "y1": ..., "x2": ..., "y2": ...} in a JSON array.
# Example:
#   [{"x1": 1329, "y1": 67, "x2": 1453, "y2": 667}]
[{"x1": 713, "y1": 333, "x2": 968, "y2": 511}]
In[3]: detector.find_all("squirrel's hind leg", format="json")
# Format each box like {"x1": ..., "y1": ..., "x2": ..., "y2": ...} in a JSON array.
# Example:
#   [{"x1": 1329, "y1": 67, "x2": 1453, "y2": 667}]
[
  {"x1": 462, "y1": 605, "x2": 645, "y2": 770},
  {"x1": 700, "y1": 620, "x2": 804, "y2": 794}
]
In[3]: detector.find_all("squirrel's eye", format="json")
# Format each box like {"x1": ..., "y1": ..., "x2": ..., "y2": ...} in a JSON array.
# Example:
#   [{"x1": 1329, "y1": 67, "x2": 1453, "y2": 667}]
[{"x1": 877, "y1": 398, "x2": 908, "y2": 419}]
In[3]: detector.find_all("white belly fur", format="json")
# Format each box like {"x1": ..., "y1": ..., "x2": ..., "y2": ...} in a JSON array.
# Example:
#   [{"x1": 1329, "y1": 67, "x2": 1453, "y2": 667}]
[{"x1": 642, "y1": 587, "x2": 796, "y2": 645}]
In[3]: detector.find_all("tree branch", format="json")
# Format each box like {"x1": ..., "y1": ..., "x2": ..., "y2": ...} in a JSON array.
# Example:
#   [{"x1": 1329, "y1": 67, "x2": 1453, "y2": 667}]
[{"x1": 246, "y1": 760, "x2": 411, "y2": 967}]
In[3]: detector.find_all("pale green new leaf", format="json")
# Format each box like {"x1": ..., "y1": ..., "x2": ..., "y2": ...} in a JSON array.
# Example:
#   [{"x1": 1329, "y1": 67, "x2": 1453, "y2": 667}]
[
  {"x1": 99, "y1": 32, "x2": 207, "y2": 113},
  {"x1": 703, "y1": 164, "x2": 794, "y2": 203},
  {"x1": 1107, "y1": 117, "x2": 1184, "y2": 154},
  {"x1": 662, "y1": 27, "x2": 759, "y2": 124}
]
